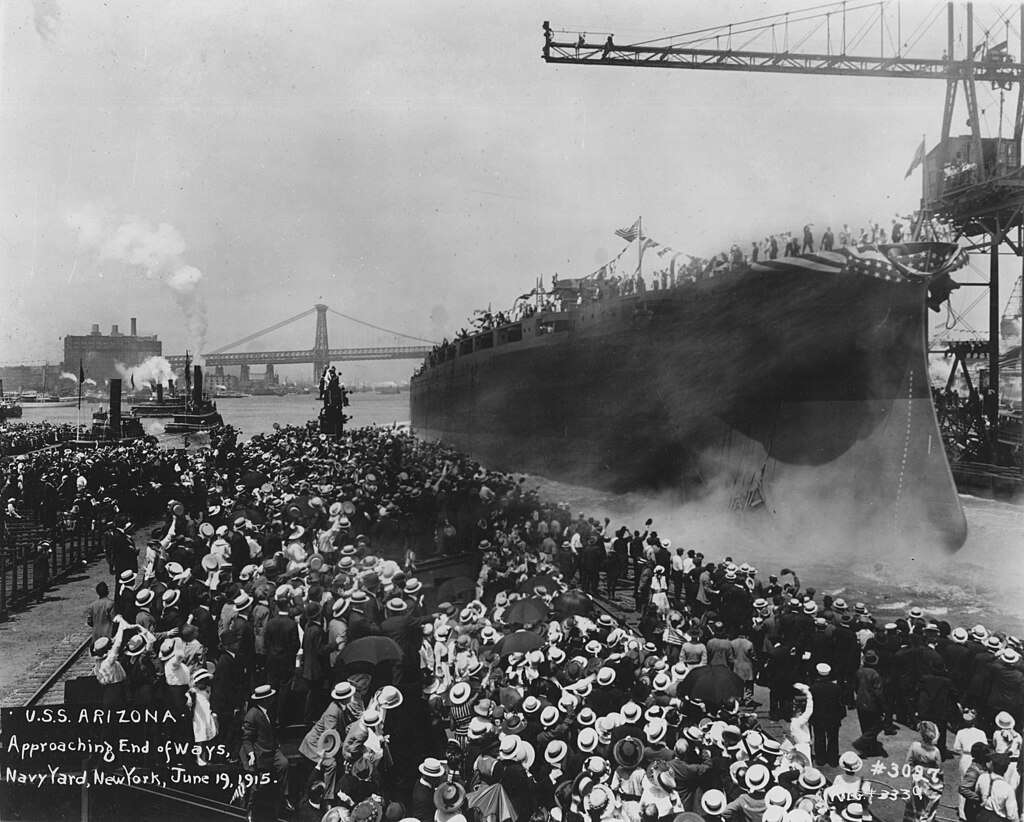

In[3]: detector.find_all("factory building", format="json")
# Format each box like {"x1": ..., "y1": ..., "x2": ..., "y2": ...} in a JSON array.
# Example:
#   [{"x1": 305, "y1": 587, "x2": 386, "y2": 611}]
[{"x1": 62, "y1": 318, "x2": 162, "y2": 382}]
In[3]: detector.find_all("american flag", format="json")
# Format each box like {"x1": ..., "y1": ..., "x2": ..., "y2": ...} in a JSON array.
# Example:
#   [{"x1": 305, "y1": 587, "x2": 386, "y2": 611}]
[
  {"x1": 749, "y1": 244, "x2": 968, "y2": 283},
  {"x1": 615, "y1": 219, "x2": 640, "y2": 242}
]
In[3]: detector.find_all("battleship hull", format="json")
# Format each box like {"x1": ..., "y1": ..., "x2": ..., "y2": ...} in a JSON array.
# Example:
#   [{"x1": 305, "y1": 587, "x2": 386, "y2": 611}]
[{"x1": 411, "y1": 254, "x2": 968, "y2": 551}]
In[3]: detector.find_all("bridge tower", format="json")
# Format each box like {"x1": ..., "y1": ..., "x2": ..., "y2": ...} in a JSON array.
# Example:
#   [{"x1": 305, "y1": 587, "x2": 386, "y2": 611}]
[{"x1": 313, "y1": 303, "x2": 330, "y2": 383}]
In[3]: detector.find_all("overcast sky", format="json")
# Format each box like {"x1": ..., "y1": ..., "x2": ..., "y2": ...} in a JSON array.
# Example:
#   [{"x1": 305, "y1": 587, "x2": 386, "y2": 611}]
[{"x1": 0, "y1": 0, "x2": 1018, "y2": 375}]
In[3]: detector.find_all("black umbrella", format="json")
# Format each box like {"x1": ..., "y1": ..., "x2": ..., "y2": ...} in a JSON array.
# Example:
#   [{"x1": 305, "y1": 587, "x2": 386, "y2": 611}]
[
  {"x1": 551, "y1": 589, "x2": 595, "y2": 616},
  {"x1": 675, "y1": 665, "x2": 744, "y2": 710},
  {"x1": 496, "y1": 630, "x2": 545, "y2": 657},
  {"x1": 436, "y1": 576, "x2": 476, "y2": 604},
  {"x1": 503, "y1": 597, "x2": 549, "y2": 625},
  {"x1": 339, "y1": 636, "x2": 403, "y2": 666}
]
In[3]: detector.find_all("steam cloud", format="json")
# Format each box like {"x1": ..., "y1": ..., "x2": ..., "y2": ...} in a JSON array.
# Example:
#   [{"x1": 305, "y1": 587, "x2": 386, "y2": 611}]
[
  {"x1": 33, "y1": 0, "x2": 60, "y2": 42},
  {"x1": 115, "y1": 356, "x2": 178, "y2": 390},
  {"x1": 59, "y1": 371, "x2": 78, "y2": 383},
  {"x1": 67, "y1": 205, "x2": 208, "y2": 352}
]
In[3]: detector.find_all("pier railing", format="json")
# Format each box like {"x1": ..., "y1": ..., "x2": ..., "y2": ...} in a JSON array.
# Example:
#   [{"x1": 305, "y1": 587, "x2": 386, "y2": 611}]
[{"x1": 0, "y1": 515, "x2": 104, "y2": 619}]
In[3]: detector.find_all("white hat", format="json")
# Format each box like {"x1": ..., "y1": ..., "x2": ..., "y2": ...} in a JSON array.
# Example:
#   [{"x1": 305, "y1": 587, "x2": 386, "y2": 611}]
[
  {"x1": 840, "y1": 751, "x2": 863, "y2": 773},
  {"x1": 702, "y1": 790, "x2": 727, "y2": 816},
  {"x1": 577, "y1": 727, "x2": 599, "y2": 752},
  {"x1": 815, "y1": 663, "x2": 831, "y2": 677},
  {"x1": 418, "y1": 757, "x2": 446, "y2": 779},
  {"x1": 540, "y1": 706, "x2": 560, "y2": 728},
  {"x1": 499, "y1": 735, "x2": 520, "y2": 759},
  {"x1": 596, "y1": 667, "x2": 616, "y2": 686},
  {"x1": 745, "y1": 763, "x2": 771, "y2": 792},
  {"x1": 996, "y1": 711, "x2": 1016, "y2": 730},
  {"x1": 544, "y1": 740, "x2": 567, "y2": 765},
  {"x1": 645, "y1": 719, "x2": 667, "y2": 744},
  {"x1": 621, "y1": 701, "x2": 642, "y2": 723},
  {"x1": 449, "y1": 681, "x2": 472, "y2": 705}
]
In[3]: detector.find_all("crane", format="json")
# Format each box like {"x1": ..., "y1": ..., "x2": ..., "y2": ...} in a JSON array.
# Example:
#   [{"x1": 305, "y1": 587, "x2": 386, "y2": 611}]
[{"x1": 543, "y1": 1, "x2": 1024, "y2": 437}]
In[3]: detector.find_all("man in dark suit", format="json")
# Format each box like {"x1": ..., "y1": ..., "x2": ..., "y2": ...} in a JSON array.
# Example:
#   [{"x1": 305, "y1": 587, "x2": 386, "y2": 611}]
[
  {"x1": 263, "y1": 590, "x2": 300, "y2": 719},
  {"x1": 240, "y1": 685, "x2": 293, "y2": 814},
  {"x1": 810, "y1": 663, "x2": 846, "y2": 767},
  {"x1": 211, "y1": 639, "x2": 245, "y2": 757}
]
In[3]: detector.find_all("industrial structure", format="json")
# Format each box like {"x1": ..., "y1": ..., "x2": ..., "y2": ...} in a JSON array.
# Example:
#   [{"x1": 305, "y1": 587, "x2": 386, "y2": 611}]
[{"x1": 61, "y1": 318, "x2": 161, "y2": 384}]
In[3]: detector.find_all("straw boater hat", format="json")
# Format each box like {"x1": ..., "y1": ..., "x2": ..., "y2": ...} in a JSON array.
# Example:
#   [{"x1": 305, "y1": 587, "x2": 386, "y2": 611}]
[
  {"x1": 701, "y1": 790, "x2": 727, "y2": 816},
  {"x1": 448, "y1": 681, "x2": 472, "y2": 706},
  {"x1": 996, "y1": 711, "x2": 1016, "y2": 730},
  {"x1": 317, "y1": 729, "x2": 342, "y2": 759},
  {"x1": 162, "y1": 589, "x2": 180, "y2": 609},
  {"x1": 544, "y1": 740, "x2": 567, "y2": 765},
  {"x1": 798, "y1": 768, "x2": 826, "y2": 791},
  {"x1": 840, "y1": 751, "x2": 863, "y2": 774},
  {"x1": 135, "y1": 588, "x2": 155, "y2": 608},
  {"x1": 418, "y1": 758, "x2": 446, "y2": 780},
  {"x1": 234, "y1": 591, "x2": 253, "y2": 611},
  {"x1": 331, "y1": 682, "x2": 356, "y2": 702}
]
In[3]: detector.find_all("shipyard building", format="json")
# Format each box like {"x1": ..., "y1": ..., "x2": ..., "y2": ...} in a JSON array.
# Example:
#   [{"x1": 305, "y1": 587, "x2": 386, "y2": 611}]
[{"x1": 62, "y1": 318, "x2": 162, "y2": 382}]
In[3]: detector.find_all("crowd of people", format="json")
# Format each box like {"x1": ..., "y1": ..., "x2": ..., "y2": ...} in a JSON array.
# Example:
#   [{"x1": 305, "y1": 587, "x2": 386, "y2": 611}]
[
  {"x1": 46, "y1": 414, "x2": 1022, "y2": 822},
  {"x1": 0, "y1": 421, "x2": 78, "y2": 458}
]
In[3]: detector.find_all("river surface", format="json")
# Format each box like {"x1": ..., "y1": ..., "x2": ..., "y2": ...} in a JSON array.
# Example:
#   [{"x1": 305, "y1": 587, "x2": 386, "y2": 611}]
[{"x1": 20, "y1": 393, "x2": 1024, "y2": 635}]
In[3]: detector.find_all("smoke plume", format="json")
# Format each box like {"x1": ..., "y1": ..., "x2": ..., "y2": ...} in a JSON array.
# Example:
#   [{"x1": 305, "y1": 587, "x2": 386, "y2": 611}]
[
  {"x1": 59, "y1": 371, "x2": 78, "y2": 383},
  {"x1": 33, "y1": 0, "x2": 61, "y2": 42},
  {"x1": 67, "y1": 205, "x2": 209, "y2": 351},
  {"x1": 115, "y1": 356, "x2": 178, "y2": 389}
]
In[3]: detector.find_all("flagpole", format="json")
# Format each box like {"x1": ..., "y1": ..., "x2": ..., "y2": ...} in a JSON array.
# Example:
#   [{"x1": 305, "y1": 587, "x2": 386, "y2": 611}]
[
  {"x1": 920, "y1": 133, "x2": 926, "y2": 205},
  {"x1": 77, "y1": 358, "x2": 82, "y2": 437},
  {"x1": 638, "y1": 215, "x2": 643, "y2": 281}
]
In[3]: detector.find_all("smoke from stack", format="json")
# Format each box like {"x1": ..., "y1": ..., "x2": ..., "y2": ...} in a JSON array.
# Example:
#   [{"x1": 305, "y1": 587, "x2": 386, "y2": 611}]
[
  {"x1": 66, "y1": 205, "x2": 209, "y2": 352},
  {"x1": 115, "y1": 356, "x2": 178, "y2": 389}
]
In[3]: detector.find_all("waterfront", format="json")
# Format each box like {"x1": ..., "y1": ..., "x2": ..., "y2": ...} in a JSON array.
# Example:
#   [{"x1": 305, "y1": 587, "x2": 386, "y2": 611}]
[{"x1": 17, "y1": 391, "x2": 1024, "y2": 634}]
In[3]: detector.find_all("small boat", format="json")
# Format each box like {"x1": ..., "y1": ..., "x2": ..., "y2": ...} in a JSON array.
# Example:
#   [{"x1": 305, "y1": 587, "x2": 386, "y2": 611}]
[
  {"x1": 0, "y1": 401, "x2": 23, "y2": 420},
  {"x1": 163, "y1": 357, "x2": 224, "y2": 433}
]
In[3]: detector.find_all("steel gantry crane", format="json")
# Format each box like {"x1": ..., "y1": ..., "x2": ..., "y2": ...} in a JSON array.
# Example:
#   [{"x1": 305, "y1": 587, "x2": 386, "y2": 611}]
[{"x1": 543, "y1": 1, "x2": 1024, "y2": 458}]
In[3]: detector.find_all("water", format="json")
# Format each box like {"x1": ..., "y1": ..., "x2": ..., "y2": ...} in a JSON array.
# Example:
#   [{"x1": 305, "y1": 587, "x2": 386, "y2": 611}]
[
  {"x1": 18, "y1": 393, "x2": 1024, "y2": 635},
  {"x1": 18, "y1": 391, "x2": 410, "y2": 442}
]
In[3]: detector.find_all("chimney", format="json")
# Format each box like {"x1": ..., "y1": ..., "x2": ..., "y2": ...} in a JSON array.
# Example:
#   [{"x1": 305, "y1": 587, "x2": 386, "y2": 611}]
[
  {"x1": 111, "y1": 324, "x2": 119, "y2": 336},
  {"x1": 192, "y1": 365, "x2": 203, "y2": 406},
  {"x1": 109, "y1": 379, "x2": 122, "y2": 441},
  {"x1": 168, "y1": 378, "x2": 175, "y2": 395},
  {"x1": 130, "y1": 318, "x2": 137, "y2": 336},
  {"x1": 91, "y1": 324, "x2": 100, "y2": 335},
  {"x1": 155, "y1": 383, "x2": 164, "y2": 403}
]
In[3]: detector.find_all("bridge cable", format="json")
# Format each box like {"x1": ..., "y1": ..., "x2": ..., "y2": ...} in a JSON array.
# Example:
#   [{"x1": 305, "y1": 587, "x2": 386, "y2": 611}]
[
  {"x1": 326, "y1": 308, "x2": 438, "y2": 345},
  {"x1": 206, "y1": 307, "x2": 317, "y2": 355}
]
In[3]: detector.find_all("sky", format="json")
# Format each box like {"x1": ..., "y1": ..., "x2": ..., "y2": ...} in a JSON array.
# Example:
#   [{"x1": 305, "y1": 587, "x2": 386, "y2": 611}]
[{"x1": 0, "y1": 0, "x2": 1020, "y2": 380}]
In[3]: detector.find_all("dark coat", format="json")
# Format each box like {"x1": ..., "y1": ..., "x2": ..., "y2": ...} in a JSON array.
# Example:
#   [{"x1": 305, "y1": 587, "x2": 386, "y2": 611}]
[
  {"x1": 810, "y1": 679, "x2": 846, "y2": 726},
  {"x1": 211, "y1": 650, "x2": 245, "y2": 718},
  {"x1": 263, "y1": 613, "x2": 300, "y2": 685},
  {"x1": 917, "y1": 672, "x2": 956, "y2": 720}
]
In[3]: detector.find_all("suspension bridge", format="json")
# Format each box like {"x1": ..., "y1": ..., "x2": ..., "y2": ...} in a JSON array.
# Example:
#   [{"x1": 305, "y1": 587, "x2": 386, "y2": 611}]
[{"x1": 166, "y1": 304, "x2": 434, "y2": 384}]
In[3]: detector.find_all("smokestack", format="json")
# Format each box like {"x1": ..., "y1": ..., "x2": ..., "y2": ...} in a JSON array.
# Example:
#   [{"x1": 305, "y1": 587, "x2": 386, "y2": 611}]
[
  {"x1": 130, "y1": 318, "x2": 137, "y2": 336},
  {"x1": 109, "y1": 379, "x2": 122, "y2": 441},
  {"x1": 156, "y1": 383, "x2": 164, "y2": 403},
  {"x1": 91, "y1": 324, "x2": 100, "y2": 335},
  {"x1": 111, "y1": 324, "x2": 119, "y2": 336},
  {"x1": 168, "y1": 378, "x2": 175, "y2": 395},
  {"x1": 192, "y1": 365, "x2": 203, "y2": 406},
  {"x1": 0, "y1": 379, "x2": 4, "y2": 398}
]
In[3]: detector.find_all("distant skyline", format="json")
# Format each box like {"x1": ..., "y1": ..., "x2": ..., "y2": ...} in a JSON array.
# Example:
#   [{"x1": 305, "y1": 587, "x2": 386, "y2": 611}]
[{"x1": 2, "y1": 0, "x2": 1020, "y2": 376}]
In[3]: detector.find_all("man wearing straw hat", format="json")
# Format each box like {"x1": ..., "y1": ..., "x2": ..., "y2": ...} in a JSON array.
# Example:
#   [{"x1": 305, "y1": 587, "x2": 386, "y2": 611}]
[{"x1": 241, "y1": 684, "x2": 293, "y2": 814}]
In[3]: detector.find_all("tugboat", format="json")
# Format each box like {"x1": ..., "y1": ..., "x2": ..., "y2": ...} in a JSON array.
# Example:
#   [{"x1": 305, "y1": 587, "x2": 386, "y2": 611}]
[
  {"x1": 130, "y1": 380, "x2": 187, "y2": 418},
  {"x1": 70, "y1": 379, "x2": 145, "y2": 448},
  {"x1": 163, "y1": 358, "x2": 224, "y2": 434}
]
